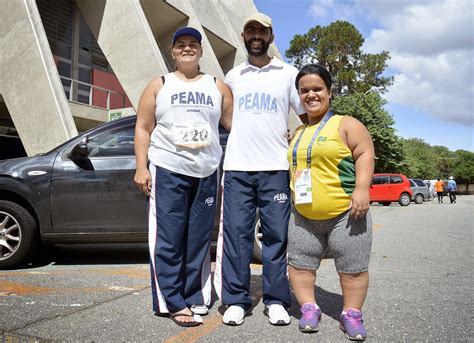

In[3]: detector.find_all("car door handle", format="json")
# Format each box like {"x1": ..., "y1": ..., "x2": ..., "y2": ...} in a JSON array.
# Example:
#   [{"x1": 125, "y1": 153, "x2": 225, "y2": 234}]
[{"x1": 28, "y1": 171, "x2": 47, "y2": 176}]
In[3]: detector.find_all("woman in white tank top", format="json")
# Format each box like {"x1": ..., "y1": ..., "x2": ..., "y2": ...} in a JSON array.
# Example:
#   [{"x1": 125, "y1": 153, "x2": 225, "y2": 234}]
[{"x1": 134, "y1": 27, "x2": 232, "y2": 327}]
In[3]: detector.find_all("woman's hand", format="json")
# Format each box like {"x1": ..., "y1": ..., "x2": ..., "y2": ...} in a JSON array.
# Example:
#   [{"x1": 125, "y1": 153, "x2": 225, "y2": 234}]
[
  {"x1": 340, "y1": 116, "x2": 375, "y2": 220},
  {"x1": 134, "y1": 77, "x2": 161, "y2": 197},
  {"x1": 349, "y1": 188, "x2": 370, "y2": 219},
  {"x1": 134, "y1": 168, "x2": 152, "y2": 196}
]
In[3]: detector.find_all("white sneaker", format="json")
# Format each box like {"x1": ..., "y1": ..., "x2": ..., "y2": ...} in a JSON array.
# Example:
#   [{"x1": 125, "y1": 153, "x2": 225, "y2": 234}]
[
  {"x1": 223, "y1": 305, "x2": 245, "y2": 326},
  {"x1": 265, "y1": 304, "x2": 291, "y2": 326},
  {"x1": 191, "y1": 305, "x2": 208, "y2": 315}
]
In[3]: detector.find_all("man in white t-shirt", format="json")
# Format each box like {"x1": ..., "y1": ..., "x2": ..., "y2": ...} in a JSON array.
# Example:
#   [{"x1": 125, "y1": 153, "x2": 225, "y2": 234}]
[{"x1": 213, "y1": 12, "x2": 305, "y2": 326}]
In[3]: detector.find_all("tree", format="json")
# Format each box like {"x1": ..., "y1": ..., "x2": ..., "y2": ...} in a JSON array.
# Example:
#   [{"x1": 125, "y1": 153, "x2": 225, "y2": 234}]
[
  {"x1": 402, "y1": 138, "x2": 439, "y2": 179},
  {"x1": 400, "y1": 139, "x2": 473, "y2": 183},
  {"x1": 285, "y1": 20, "x2": 393, "y2": 95},
  {"x1": 432, "y1": 145, "x2": 456, "y2": 178},
  {"x1": 331, "y1": 92, "x2": 407, "y2": 173},
  {"x1": 453, "y1": 150, "x2": 474, "y2": 184}
]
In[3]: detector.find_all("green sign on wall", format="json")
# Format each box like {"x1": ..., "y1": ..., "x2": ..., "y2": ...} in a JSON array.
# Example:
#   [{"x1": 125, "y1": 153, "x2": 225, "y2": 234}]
[{"x1": 108, "y1": 111, "x2": 122, "y2": 121}]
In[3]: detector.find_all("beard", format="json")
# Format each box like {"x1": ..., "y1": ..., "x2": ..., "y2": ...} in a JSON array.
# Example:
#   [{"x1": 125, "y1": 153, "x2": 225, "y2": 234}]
[{"x1": 244, "y1": 38, "x2": 271, "y2": 57}]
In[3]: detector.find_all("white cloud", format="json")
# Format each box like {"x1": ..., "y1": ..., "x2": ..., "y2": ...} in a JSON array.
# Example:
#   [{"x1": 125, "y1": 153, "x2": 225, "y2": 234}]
[
  {"x1": 363, "y1": 0, "x2": 473, "y2": 55},
  {"x1": 309, "y1": 0, "x2": 360, "y2": 23},
  {"x1": 309, "y1": 0, "x2": 474, "y2": 126},
  {"x1": 386, "y1": 54, "x2": 474, "y2": 125},
  {"x1": 363, "y1": 0, "x2": 474, "y2": 126},
  {"x1": 387, "y1": 52, "x2": 474, "y2": 125},
  {"x1": 309, "y1": 0, "x2": 336, "y2": 19}
]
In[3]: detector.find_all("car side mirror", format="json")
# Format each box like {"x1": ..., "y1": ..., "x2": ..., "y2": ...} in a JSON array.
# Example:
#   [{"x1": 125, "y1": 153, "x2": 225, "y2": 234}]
[
  {"x1": 70, "y1": 140, "x2": 89, "y2": 159},
  {"x1": 69, "y1": 138, "x2": 94, "y2": 170}
]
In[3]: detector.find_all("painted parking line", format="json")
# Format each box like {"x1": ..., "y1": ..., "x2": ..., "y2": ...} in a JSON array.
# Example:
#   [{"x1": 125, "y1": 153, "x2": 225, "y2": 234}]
[
  {"x1": 164, "y1": 312, "x2": 223, "y2": 343},
  {"x1": 1, "y1": 333, "x2": 40, "y2": 342},
  {"x1": 0, "y1": 266, "x2": 149, "y2": 279},
  {"x1": 0, "y1": 279, "x2": 54, "y2": 296},
  {"x1": 161, "y1": 262, "x2": 264, "y2": 342},
  {"x1": 0, "y1": 279, "x2": 147, "y2": 296},
  {"x1": 164, "y1": 290, "x2": 265, "y2": 342},
  {"x1": 86, "y1": 266, "x2": 149, "y2": 279}
]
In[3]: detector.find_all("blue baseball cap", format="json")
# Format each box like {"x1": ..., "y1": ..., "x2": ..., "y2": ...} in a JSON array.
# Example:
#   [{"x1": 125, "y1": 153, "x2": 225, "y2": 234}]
[{"x1": 172, "y1": 27, "x2": 202, "y2": 46}]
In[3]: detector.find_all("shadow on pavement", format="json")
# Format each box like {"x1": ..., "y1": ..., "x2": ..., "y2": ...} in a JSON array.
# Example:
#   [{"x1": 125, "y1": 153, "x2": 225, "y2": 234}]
[
  {"x1": 212, "y1": 274, "x2": 265, "y2": 318},
  {"x1": 288, "y1": 286, "x2": 343, "y2": 321},
  {"x1": 28, "y1": 243, "x2": 149, "y2": 268},
  {"x1": 210, "y1": 272, "x2": 343, "y2": 322},
  {"x1": 26, "y1": 244, "x2": 235, "y2": 269}
]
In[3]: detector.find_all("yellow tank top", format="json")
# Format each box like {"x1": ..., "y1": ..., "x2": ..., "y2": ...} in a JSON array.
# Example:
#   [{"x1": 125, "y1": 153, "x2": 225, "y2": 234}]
[{"x1": 288, "y1": 115, "x2": 355, "y2": 220}]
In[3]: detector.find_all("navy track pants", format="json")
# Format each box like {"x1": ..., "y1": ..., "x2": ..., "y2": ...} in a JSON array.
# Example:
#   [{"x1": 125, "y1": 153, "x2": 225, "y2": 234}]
[
  {"x1": 214, "y1": 170, "x2": 291, "y2": 311},
  {"x1": 148, "y1": 164, "x2": 217, "y2": 313}
]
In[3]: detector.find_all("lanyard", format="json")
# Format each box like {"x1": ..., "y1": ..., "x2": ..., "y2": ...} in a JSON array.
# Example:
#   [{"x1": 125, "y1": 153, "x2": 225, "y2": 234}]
[{"x1": 292, "y1": 111, "x2": 333, "y2": 169}]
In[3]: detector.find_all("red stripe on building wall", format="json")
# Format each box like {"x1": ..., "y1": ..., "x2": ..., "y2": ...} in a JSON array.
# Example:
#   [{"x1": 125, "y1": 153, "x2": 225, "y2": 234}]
[{"x1": 91, "y1": 69, "x2": 132, "y2": 109}]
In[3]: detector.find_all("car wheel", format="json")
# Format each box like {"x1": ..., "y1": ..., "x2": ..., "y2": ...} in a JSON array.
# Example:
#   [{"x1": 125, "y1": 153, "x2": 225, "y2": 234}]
[
  {"x1": 380, "y1": 202, "x2": 391, "y2": 206},
  {"x1": 0, "y1": 200, "x2": 38, "y2": 269},
  {"x1": 399, "y1": 193, "x2": 411, "y2": 206},
  {"x1": 252, "y1": 217, "x2": 263, "y2": 263},
  {"x1": 414, "y1": 194, "x2": 424, "y2": 204}
]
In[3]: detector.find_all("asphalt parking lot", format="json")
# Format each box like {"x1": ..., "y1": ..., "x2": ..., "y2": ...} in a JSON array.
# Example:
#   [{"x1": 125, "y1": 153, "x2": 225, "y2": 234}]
[{"x1": 1, "y1": 195, "x2": 473, "y2": 342}]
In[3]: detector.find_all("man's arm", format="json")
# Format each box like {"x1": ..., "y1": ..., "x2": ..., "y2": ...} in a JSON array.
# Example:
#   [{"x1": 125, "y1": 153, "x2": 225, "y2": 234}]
[
  {"x1": 288, "y1": 67, "x2": 307, "y2": 123},
  {"x1": 217, "y1": 79, "x2": 233, "y2": 131}
]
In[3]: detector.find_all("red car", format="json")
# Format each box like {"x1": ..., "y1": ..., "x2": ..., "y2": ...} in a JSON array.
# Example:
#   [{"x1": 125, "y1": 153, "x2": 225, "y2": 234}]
[{"x1": 369, "y1": 173, "x2": 412, "y2": 206}]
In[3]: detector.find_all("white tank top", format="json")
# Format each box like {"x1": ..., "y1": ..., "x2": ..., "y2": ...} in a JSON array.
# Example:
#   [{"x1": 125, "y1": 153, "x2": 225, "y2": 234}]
[{"x1": 148, "y1": 73, "x2": 222, "y2": 178}]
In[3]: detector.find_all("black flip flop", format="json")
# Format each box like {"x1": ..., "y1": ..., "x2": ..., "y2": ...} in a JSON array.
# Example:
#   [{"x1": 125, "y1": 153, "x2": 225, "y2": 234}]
[{"x1": 169, "y1": 312, "x2": 202, "y2": 327}]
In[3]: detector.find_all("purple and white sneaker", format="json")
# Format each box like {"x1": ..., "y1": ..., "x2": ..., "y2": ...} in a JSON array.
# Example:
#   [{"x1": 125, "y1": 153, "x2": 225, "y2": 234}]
[
  {"x1": 339, "y1": 308, "x2": 367, "y2": 341},
  {"x1": 299, "y1": 303, "x2": 321, "y2": 333}
]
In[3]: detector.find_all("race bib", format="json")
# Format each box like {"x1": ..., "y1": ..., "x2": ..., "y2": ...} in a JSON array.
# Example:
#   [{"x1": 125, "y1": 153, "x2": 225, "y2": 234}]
[
  {"x1": 294, "y1": 169, "x2": 312, "y2": 204},
  {"x1": 171, "y1": 122, "x2": 212, "y2": 149}
]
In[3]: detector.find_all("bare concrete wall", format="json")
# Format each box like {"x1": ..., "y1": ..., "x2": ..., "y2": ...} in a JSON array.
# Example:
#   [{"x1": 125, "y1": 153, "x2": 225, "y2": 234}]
[
  {"x1": 76, "y1": 0, "x2": 169, "y2": 110},
  {"x1": 0, "y1": 0, "x2": 77, "y2": 155}
]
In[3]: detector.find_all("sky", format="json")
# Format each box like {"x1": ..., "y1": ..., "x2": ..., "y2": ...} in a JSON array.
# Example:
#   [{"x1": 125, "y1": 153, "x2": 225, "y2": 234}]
[{"x1": 254, "y1": 0, "x2": 474, "y2": 152}]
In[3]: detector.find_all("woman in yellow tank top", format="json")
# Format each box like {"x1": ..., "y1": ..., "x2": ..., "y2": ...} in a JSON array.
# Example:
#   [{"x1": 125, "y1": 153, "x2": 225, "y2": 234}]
[{"x1": 287, "y1": 64, "x2": 375, "y2": 340}]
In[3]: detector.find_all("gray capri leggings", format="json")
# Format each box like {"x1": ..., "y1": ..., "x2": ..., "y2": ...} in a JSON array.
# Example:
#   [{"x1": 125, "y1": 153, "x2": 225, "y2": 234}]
[{"x1": 288, "y1": 208, "x2": 372, "y2": 273}]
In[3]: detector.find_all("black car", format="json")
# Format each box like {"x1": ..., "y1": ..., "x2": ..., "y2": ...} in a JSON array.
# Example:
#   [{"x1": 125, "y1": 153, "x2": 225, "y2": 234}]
[{"x1": 0, "y1": 116, "x2": 262, "y2": 269}]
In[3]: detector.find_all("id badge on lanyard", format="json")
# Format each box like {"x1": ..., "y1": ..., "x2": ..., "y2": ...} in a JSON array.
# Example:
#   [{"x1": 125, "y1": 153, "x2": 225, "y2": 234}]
[
  {"x1": 291, "y1": 111, "x2": 333, "y2": 205},
  {"x1": 294, "y1": 169, "x2": 312, "y2": 204}
]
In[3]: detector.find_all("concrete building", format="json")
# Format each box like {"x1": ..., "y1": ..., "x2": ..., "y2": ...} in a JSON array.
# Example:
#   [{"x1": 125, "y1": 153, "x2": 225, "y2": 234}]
[{"x1": 0, "y1": 0, "x2": 294, "y2": 158}]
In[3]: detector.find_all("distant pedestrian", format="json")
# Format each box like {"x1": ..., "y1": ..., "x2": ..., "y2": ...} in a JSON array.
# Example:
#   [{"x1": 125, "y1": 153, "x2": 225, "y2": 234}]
[
  {"x1": 425, "y1": 180, "x2": 432, "y2": 200},
  {"x1": 447, "y1": 176, "x2": 457, "y2": 204},
  {"x1": 427, "y1": 180, "x2": 436, "y2": 199},
  {"x1": 434, "y1": 178, "x2": 444, "y2": 203}
]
